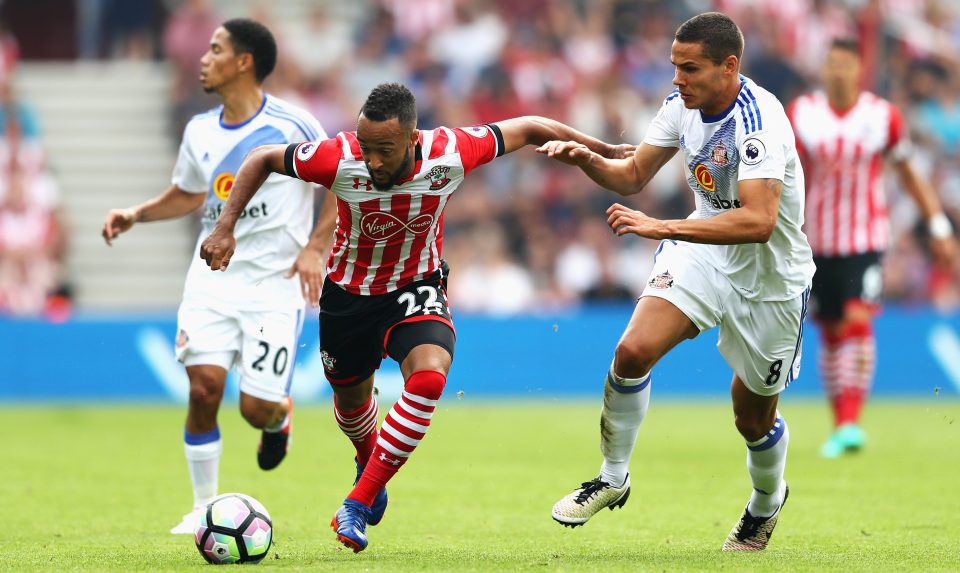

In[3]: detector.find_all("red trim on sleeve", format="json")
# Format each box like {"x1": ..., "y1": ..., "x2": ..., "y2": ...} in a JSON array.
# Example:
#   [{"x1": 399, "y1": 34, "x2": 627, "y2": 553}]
[
  {"x1": 453, "y1": 126, "x2": 498, "y2": 175},
  {"x1": 294, "y1": 138, "x2": 341, "y2": 189},
  {"x1": 885, "y1": 104, "x2": 906, "y2": 154}
]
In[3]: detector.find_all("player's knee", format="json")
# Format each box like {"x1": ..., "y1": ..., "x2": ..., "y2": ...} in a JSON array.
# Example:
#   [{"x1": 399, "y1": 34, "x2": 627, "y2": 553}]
[
  {"x1": 404, "y1": 370, "x2": 447, "y2": 401},
  {"x1": 330, "y1": 375, "x2": 375, "y2": 411},
  {"x1": 398, "y1": 340, "x2": 453, "y2": 376},
  {"x1": 332, "y1": 390, "x2": 368, "y2": 412},
  {"x1": 188, "y1": 376, "x2": 224, "y2": 409},
  {"x1": 613, "y1": 338, "x2": 657, "y2": 378}
]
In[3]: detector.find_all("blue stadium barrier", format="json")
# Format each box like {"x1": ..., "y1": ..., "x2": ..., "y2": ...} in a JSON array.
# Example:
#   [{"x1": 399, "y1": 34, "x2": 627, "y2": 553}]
[{"x1": 1, "y1": 305, "x2": 957, "y2": 402}]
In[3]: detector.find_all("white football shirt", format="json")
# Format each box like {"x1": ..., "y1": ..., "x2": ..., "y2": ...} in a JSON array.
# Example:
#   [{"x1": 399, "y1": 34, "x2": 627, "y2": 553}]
[
  {"x1": 643, "y1": 75, "x2": 815, "y2": 301},
  {"x1": 172, "y1": 94, "x2": 326, "y2": 309}
]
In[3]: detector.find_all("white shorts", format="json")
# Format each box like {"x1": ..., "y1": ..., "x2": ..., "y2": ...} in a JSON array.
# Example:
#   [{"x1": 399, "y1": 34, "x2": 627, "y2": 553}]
[
  {"x1": 175, "y1": 299, "x2": 304, "y2": 402},
  {"x1": 641, "y1": 240, "x2": 809, "y2": 396}
]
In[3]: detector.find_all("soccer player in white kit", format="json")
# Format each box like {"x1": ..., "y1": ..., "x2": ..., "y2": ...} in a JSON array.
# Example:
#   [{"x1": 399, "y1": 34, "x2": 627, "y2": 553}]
[
  {"x1": 101, "y1": 19, "x2": 334, "y2": 534},
  {"x1": 788, "y1": 38, "x2": 956, "y2": 459},
  {"x1": 539, "y1": 12, "x2": 815, "y2": 551}
]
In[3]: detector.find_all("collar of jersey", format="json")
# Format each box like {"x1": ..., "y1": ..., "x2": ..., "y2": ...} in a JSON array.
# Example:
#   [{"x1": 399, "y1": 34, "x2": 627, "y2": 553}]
[
  {"x1": 219, "y1": 94, "x2": 268, "y2": 130},
  {"x1": 699, "y1": 78, "x2": 747, "y2": 124},
  {"x1": 826, "y1": 90, "x2": 863, "y2": 119},
  {"x1": 393, "y1": 141, "x2": 425, "y2": 186}
]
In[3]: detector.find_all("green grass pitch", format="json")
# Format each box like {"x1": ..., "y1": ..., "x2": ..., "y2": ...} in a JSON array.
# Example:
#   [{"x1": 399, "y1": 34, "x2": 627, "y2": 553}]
[{"x1": 5, "y1": 399, "x2": 958, "y2": 572}]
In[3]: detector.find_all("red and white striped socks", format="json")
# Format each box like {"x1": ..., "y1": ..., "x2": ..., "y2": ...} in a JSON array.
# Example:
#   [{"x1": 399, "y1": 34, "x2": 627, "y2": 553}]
[
  {"x1": 821, "y1": 323, "x2": 875, "y2": 427},
  {"x1": 335, "y1": 395, "x2": 379, "y2": 466},
  {"x1": 348, "y1": 370, "x2": 446, "y2": 507}
]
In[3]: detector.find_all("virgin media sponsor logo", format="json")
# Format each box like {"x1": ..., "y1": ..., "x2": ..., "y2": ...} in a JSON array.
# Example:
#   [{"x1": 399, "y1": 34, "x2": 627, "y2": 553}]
[{"x1": 360, "y1": 212, "x2": 435, "y2": 241}]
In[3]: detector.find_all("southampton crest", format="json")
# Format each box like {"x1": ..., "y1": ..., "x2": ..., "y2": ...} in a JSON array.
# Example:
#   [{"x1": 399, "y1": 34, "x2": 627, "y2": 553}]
[
  {"x1": 320, "y1": 349, "x2": 337, "y2": 372},
  {"x1": 424, "y1": 165, "x2": 451, "y2": 190}
]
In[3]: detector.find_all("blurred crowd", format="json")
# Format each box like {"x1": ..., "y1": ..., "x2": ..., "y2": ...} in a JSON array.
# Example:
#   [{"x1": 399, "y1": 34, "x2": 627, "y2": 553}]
[
  {"x1": 0, "y1": 26, "x2": 70, "y2": 320},
  {"x1": 4, "y1": 0, "x2": 960, "y2": 316}
]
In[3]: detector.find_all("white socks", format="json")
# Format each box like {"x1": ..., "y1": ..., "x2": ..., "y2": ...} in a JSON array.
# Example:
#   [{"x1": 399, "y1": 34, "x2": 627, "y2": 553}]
[
  {"x1": 599, "y1": 366, "x2": 651, "y2": 487},
  {"x1": 745, "y1": 414, "x2": 789, "y2": 517},
  {"x1": 184, "y1": 427, "x2": 223, "y2": 509},
  {"x1": 595, "y1": 364, "x2": 788, "y2": 517}
]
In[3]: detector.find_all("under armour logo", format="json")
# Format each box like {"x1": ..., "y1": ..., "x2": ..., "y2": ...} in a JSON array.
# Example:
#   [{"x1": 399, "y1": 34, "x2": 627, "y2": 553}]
[
  {"x1": 379, "y1": 452, "x2": 402, "y2": 466},
  {"x1": 352, "y1": 177, "x2": 373, "y2": 190}
]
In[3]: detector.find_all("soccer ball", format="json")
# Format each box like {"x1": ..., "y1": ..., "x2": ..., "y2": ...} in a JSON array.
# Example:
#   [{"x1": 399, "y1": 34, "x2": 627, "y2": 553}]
[{"x1": 194, "y1": 493, "x2": 273, "y2": 565}]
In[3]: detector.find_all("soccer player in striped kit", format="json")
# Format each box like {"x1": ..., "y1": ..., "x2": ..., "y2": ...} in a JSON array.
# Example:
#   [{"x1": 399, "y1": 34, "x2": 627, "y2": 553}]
[
  {"x1": 199, "y1": 82, "x2": 634, "y2": 552},
  {"x1": 788, "y1": 38, "x2": 956, "y2": 458},
  {"x1": 102, "y1": 19, "x2": 335, "y2": 534},
  {"x1": 539, "y1": 12, "x2": 813, "y2": 551}
]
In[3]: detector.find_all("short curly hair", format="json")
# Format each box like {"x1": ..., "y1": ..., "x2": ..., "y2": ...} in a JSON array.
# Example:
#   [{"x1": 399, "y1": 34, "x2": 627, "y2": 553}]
[{"x1": 360, "y1": 83, "x2": 417, "y2": 129}]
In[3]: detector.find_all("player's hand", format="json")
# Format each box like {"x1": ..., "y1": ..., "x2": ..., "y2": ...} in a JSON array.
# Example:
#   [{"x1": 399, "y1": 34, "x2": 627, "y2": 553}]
[
  {"x1": 606, "y1": 143, "x2": 637, "y2": 160},
  {"x1": 606, "y1": 203, "x2": 664, "y2": 239},
  {"x1": 200, "y1": 224, "x2": 237, "y2": 271},
  {"x1": 536, "y1": 140, "x2": 596, "y2": 166},
  {"x1": 101, "y1": 208, "x2": 137, "y2": 246},
  {"x1": 286, "y1": 247, "x2": 326, "y2": 306},
  {"x1": 930, "y1": 236, "x2": 957, "y2": 271}
]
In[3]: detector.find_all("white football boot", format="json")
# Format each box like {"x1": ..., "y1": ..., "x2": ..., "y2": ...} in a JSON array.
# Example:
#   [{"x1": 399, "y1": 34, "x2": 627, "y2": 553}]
[
  {"x1": 170, "y1": 507, "x2": 204, "y2": 535},
  {"x1": 551, "y1": 474, "x2": 631, "y2": 527},
  {"x1": 722, "y1": 483, "x2": 789, "y2": 551}
]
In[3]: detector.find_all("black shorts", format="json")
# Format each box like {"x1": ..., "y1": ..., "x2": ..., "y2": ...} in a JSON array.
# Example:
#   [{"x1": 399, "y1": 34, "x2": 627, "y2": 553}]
[
  {"x1": 810, "y1": 252, "x2": 883, "y2": 319},
  {"x1": 318, "y1": 262, "x2": 456, "y2": 385}
]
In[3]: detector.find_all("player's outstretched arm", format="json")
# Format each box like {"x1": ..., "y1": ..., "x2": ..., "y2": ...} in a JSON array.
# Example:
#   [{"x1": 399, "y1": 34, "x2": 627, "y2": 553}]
[
  {"x1": 101, "y1": 184, "x2": 205, "y2": 246},
  {"x1": 893, "y1": 159, "x2": 956, "y2": 268},
  {"x1": 492, "y1": 116, "x2": 634, "y2": 159},
  {"x1": 286, "y1": 188, "x2": 337, "y2": 305},
  {"x1": 537, "y1": 141, "x2": 677, "y2": 196},
  {"x1": 607, "y1": 178, "x2": 781, "y2": 244},
  {"x1": 201, "y1": 144, "x2": 287, "y2": 271}
]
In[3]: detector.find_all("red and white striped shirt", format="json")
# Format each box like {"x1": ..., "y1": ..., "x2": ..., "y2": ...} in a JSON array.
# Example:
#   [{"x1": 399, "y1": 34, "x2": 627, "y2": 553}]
[
  {"x1": 788, "y1": 91, "x2": 911, "y2": 257},
  {"x1": 289, "y1": 125, "x2": 503, "y2": 295}
]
